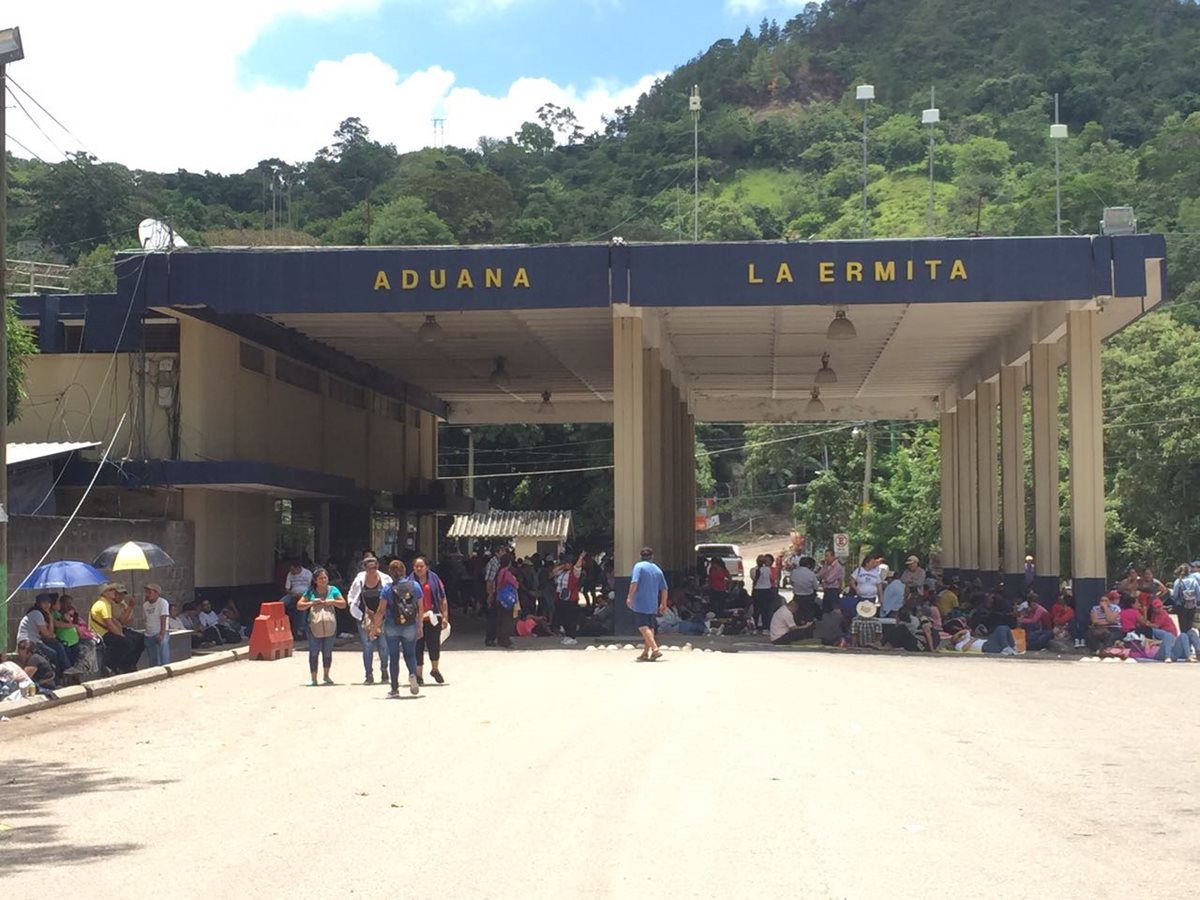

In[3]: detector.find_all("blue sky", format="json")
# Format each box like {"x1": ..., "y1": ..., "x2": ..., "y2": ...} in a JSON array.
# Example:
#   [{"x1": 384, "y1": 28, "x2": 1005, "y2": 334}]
[{"x1": 238, "y1": 1, "x2": 796, "y2": 98}]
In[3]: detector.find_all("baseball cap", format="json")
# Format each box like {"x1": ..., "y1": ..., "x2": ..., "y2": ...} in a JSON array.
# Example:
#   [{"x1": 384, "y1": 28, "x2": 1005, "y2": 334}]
[
  {"x1": 1106, "y1": 590, "x2": 1120, "y2": 601},
  {"x1": 905, "y1": 556, "x2": 919, "y2": 565}
]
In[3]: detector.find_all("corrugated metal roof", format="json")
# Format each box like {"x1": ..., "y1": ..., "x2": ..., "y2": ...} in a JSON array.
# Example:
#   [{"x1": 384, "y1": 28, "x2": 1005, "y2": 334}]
[
  {"x1": 6, "y1": 441, "x2": 100, "y2": 467},
  {"x1": 446, "y1": 509, "x2": 572, "y2": 541}
]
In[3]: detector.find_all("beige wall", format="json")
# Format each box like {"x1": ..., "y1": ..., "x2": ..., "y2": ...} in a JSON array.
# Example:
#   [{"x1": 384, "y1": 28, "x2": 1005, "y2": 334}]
[
  {"x1": 12, "y1": 353, "x2": 176, "y2": 457},
  {"x1": 183, "y1": 488, "x2": 274, "y2": 587}
]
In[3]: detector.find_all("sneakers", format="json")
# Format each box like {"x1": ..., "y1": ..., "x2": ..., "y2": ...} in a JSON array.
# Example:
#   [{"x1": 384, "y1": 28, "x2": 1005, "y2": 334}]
[
  {"x1": 364, "y1": 675, "x2": 375, "y2": 685},
  {"x1": 1000, "y1": 646, "x2": 1018, "y2": 656},
  {"x1": 387, "y1": 689, "x2": 400, "y2": 698},
  {"x1": 651, "y1": 649, "x2": 663, "y2": 661},
  {"x1": 416, "y1": 675, "x2": 425, "y2": 686},
  {"x1": 323, "y1": 675, "x2": 335, "y2": 685},
  {"x1": 431, "y1": 670, "x2": 445, "y2": 684},
  {"x1": 561, "y1": 637, "x2": 578, "y2": 646},
  {"x1": 1074, "y1": 638, "x2": 1085, "y2": 649},
  {"x1": 409, "y1": 674, "x2": 420, "y2": 695}
]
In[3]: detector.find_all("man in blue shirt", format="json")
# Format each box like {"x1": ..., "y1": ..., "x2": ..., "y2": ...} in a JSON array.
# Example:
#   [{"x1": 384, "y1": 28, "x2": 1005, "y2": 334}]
[{"x1": 627, "y1": 546, "x2": 668, "y2": 661}]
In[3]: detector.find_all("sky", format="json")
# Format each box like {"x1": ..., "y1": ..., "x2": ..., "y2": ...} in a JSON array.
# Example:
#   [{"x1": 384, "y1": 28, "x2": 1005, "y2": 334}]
[{"x1": 4, "y1": 0, "x2": 800, "y2": 174}]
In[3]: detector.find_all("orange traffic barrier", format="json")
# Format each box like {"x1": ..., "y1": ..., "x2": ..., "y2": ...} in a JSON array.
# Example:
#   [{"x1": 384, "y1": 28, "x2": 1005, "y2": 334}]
[{"x1": 250, "y1": 601, "x2": 294, "y2": 661}]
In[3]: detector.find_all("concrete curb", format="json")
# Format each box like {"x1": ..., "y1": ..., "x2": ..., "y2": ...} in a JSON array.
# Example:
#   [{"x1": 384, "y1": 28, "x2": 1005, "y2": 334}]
[{"x1": 2, "y1": 653, "x2": 244, "y2": 719}]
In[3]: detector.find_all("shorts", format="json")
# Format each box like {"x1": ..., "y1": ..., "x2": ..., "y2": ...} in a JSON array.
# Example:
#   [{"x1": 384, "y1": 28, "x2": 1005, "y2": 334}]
[{"x1": 632, "y1": 612, "x2": 658, "y2": 631}]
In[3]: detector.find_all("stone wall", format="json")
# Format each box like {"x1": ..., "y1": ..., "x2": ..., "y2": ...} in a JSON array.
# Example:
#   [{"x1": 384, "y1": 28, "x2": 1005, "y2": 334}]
[{"x1": 6, "y1": 515, "x2": 195, "y2": 648}]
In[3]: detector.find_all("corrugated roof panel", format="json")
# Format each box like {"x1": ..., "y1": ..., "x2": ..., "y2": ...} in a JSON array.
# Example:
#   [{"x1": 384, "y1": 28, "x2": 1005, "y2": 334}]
[
  {"x1": 446, "y1": 509, "x2": 572, "y2": 540},
  {"x1": 6, "y1": 441, "x2": 100, "y2": 467}
]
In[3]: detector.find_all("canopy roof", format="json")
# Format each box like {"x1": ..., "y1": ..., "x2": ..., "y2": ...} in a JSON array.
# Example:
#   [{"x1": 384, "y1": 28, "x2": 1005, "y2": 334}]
[{"x1": 446, "y1": 509, "x2": 572, "y2": 541}]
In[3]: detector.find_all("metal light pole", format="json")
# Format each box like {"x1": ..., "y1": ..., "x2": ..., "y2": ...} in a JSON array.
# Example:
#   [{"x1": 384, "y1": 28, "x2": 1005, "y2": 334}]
[
  {"x1": 0, "y1": 26, "x2": 24, "y2": 651},
  {"x1": 856, "y1": 84, "x2": 874, "y2": 239},
  {"x1": 689, "y1": 85, "x2": 701, "y2": 241},
  {"x1": 922, "y1": 88, "x2": 940, "y2": 236},
  {"x1": 1050, "y1": 93, "x2": 1068, "y2": 236}
]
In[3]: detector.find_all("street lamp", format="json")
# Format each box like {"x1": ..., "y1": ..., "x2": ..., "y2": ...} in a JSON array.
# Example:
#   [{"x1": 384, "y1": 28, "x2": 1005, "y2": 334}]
[
  {"x1": 856, "y1": 83, "x2": 874, "y2": 238},
  {"x1": 787, "y1": 482, "x2": 802, "y2": 512},
  {"x1": 1050, "y1": 93, "x2": 1068, "y2": 236},
  {"x1": 0, "y1": 25, "x2": 23, "y2": 651},
  {"x1": 922, "y1": 87, "x2": 940, "y2": 236}
]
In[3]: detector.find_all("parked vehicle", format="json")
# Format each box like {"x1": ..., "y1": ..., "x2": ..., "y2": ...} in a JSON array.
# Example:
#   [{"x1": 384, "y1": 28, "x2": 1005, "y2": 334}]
[{"x1": 694, "y1": 543, "x2": 744, "y2": 585}]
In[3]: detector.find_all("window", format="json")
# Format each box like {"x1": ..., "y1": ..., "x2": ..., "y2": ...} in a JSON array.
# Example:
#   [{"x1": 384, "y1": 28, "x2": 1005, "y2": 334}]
[
  {"x1": 329, "y1": 377, "x2": 367, "y2": 409},
  {"x1": 63, "y1": 323, "x2": 84, "y2": 353},
  {"x1": 143, "y1": 321, "x2": 180, "y2": 353},
  {"x1": 240, "y1": 342, "x2": 266, "y2": 374},
  {"x1": 275, "y1": 355, "x2": 320, "y2": 393}
]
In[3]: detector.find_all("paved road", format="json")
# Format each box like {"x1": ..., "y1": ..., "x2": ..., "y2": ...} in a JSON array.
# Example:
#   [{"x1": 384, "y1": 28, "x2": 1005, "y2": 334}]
[{"x1": 4, "y1": 644, "x2": 1199, "y2": 898}]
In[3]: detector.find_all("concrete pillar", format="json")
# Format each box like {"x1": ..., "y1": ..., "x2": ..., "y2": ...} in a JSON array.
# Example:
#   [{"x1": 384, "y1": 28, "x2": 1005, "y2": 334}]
[
  {"x1": 613, "y1": 316, "x2": 647, "y2": 634},
  {"x1": 955, "y1": 397, "x2": 978, "y2": 582},
  {"x1": 683, "y1": 409, "x2": 696, "y2": 584},
  {"x1": 999, "y1": 366, "x2": 1026, "y2": 595},
  {"x1": 1067, "y1": 309, "x2": 1106, "y2": 617},
  {"x1": 939, "y1": 411, "x2": 958, "y2": 580},
  {"x1": 1030, "y1": 342, "x2": 1060, "y2": 604},
  {"x1": 643, "y1": 348, "x2": 663, "y2": 566},
  {"x1": 975, "y1": 382, "x2": 1000, "y2": 588}
]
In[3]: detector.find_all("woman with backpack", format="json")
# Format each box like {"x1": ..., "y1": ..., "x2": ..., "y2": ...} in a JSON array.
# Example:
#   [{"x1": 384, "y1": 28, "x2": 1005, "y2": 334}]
[
  {"x1": 493, "y1": 553, "x2": 519, "y2": 650},
  {"x1": 552, "y1": 554, "x2": 584, "y2": 647},
  {"x1": 413, "y1": 556, "x2": 449, "y2": 686},
  {"x1": 298, "y1": 568, "x2": 346, "y2": 686},
  {"x1": 369, "y1": 560, "x2": 423, "y2": 697}
]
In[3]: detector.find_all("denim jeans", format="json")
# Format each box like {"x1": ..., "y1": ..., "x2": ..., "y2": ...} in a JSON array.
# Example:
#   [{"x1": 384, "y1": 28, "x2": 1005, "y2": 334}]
[
  {"x1": 307, "y1": 631, "x2": 336, "y2": 674},
  {"x1": 283, "y1": 594, "x2": 306, "y2": 636},
  {"x1": 358, "y1": 623, "x2": 388, "y2": 679},
  {"x1": 982, "y1": 625, "x2": 1015, "y2": 653},
  {"x1": 37, "y1": 639, "x2": 72, "y2": 674},
  {"x1": 384, "y1": 624, "x2": 418, "y2": 691},
  {"x1": 144, "y1": 633, "x2": 171, "y2": 666},
  {"x1": 1151, "y1": 629, "x2": 1189, "y2": 661}
]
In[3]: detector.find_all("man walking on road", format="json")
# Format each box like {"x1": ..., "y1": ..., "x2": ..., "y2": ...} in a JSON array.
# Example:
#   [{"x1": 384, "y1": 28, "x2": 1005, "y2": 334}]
[{"x1": 627, "y1": 547, "x2": 668, "y2": 662}]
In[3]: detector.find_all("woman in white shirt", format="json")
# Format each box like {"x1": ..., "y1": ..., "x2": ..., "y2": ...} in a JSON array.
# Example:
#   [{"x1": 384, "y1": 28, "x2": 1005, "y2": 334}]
[
  {"x1": 750, "y1": 554, "x2": 777, "y2": 632},
  {"x1": 347, "y1": 555, "x2": 392, "y2": 685}
]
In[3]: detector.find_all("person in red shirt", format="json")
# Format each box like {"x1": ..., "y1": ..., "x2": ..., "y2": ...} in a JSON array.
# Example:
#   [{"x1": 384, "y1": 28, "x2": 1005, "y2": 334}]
[
  {"x1": 1148, "y1": 598, "x2": 1178, "y2": 636},
  {"x1": 706, "y1": 557, "x2": 731, "y2": 615},
  {"x1": 1050, "y1": 593, "x2": 1076, "y2": 646}
]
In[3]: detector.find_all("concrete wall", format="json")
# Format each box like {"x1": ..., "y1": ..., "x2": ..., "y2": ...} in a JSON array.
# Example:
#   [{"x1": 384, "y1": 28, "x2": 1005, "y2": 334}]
[
  {"x1": 6, "y1": 514, "x2": 195, "y2": 647},
  {"x1": 181, "y1": 489, "x2": 274, "y2": 589}
]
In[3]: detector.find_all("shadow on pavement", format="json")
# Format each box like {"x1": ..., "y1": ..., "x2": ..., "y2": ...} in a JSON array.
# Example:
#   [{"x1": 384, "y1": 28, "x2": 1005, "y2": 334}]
[{"x1": 0, "y1": 758, "x2": 167, "y2": 873}]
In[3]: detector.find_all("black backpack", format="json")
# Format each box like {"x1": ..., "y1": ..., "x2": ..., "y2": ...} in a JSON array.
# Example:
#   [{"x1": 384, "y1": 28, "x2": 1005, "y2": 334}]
[{"x1": 390, "y1": 579, "x2": 418, "y2": 626}]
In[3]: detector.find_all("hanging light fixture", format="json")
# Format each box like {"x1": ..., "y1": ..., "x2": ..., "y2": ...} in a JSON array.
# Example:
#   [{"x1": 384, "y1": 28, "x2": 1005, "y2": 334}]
[
  {"x1": 538, "y1": 391, "x2": 555, "y2": 414},
  {"x1": 826, "y1": 307, "x2": 857, "y2": 341},
  {"x1": 805, "y1": 387, "x2": 825, "y2": 415},
  {"x1": 815, "y1": 352, "x2": 838, "y2": 385},
  {"x1": 417, "y1": 314, "x2": 444, "y2": 344},
  {"x1": 489, "y1": 356, "x2": 511, "y2": 388}
]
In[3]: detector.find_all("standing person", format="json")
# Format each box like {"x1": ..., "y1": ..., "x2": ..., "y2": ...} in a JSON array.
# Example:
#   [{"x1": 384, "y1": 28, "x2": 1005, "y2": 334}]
[
  {"x1": 297, "y1": 568, "x2": 345, "y2": 686},
  {"x1": 493, "y1": 553, "x2": 519, "y2": 649},
  {"x1": 347, "y1": 554, "x2": 391, "y2": 685},
  {"x1": 142, "y1": 584, "x2": 171, "y2": 667},
  {"x1": 281, "y1": 560, "x2": 314, "y2": 640},
  {"x1": 483, "y1": 545, "x2": 504, "y2": 647},
  {"x1": 1024, "y1": 555, "x2": 1036, "y2": 590},
  {"x1": 553, "y1": 554, "x2": 584, "y2": 646},
  {"x1": 90, "y1": 584, "x2": 144, "y2": 675},
  {"x1": 413, "y1": 557, "x2": 449, "y2": 685},
  {"x1": 627, "y1": 547, "x2": 668, "y2": 662},
  {"x1": 18, "y1": 593, "x2": 72, "y2": 677},
  {"x1": 900, "y1": 556, "x2": 926, "y2": 592},
  {"x1": 816, "y1": 549, "x2": 844, "y2": 613},
  {"x1": 787, "y1": 555, "x2": 820, "y2": 624},
  {"x1": 750, "y1": 555, "x2": 775, "y2": 633},
  {"x1": 370, "y1": 563, "x2": 423, "y2": 697},
  {"x1": 849, "y1": 554, "x2": 884, "y2": 611}
]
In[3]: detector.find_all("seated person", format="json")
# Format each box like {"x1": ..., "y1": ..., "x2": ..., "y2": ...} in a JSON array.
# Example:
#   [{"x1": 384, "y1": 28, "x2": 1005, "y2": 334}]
[
  {"x1": 936, "y1": 579, "x2": 959, "y2": 618},
  {"x1": 18, "y1": 593, "x2": 72, "y2": 677},
  {"x1": 577, "y1": 592, "x2": 615, "y2": 637},
  {"x1": 883, "y1": 607, "x2": 938, "y2": 651},
  {"x1": 880, "y1": 573, "x2": 906, "y2": 616},
  {"x1": 197, "y1": 599, "x2": 228, "y2": 645},
  {"x1": 1087, "y1": 591, "x2": 1123, "y2": 650},
  {"x1": 949, "y1": 624, "x2": 1018, "y2": 655},
  {"x1": 1049, "y1": 592, "x2": 1076, "y2": 643},
  {"x1": 179, "y1": 603, "x2": 205, "y2": 647},
  {"x1": 769, "y1": 597, "x2": 813, "y2": 645},
  {"x1": 1018, "y1": 596, "x2": 1054, "y2": 651},
  {"x1": 850, "y1": 601, "x2": 883, "y2": 649},
  {"x1": 515, "y1": 613, "x2": 553, "y2": 637},
  {"x1": 656, "y1": 601, "x2": 682, "y2": 634},
  {"x1": 15, "y1": 640, "x2": 57, "y2": 693},
  {"x1": 217, "y1": 604, "x2": 244, "y2": 643},
  {"x1": 167, "y1": 603, "x2": 185, "y2": 632},
  {"x1": 90, "y1": 583, "x2": 144, "y2": 675},
  {"x1": 814, "y1": 607, "x2": 847, "y2": 648}
]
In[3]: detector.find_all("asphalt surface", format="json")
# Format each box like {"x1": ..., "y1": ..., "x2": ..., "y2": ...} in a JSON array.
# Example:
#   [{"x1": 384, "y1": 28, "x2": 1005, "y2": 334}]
[{"x1": 4, "y1": 642, "x2": 1200, "y2": 898}]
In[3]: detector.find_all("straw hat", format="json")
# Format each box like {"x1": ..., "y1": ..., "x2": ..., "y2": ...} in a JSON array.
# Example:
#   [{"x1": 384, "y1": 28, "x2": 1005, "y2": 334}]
[{"x1": 855, "y1": 600, "x2": 878, "y2": 619}]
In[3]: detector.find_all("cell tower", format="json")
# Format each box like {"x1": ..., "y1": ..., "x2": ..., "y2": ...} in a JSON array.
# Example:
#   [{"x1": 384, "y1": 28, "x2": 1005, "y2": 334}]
[{"x1": 432, "y1": 117, "x2": 446, "y2": 148}]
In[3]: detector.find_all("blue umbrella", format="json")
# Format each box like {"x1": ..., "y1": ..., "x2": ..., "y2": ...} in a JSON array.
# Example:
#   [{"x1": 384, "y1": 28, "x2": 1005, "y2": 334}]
[{"x1": 19, "y1": 560, "x2": 108, "y2": 591}]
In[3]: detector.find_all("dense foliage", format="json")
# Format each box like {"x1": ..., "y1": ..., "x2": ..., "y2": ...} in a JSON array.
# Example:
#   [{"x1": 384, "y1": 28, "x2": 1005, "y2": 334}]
[{"x1": 5, "y1": 0, "x2": 1200, "y2": 571}]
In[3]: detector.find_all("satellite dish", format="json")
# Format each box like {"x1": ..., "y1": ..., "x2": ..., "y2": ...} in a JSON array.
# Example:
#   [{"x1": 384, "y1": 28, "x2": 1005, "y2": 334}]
[{"x1": 138, "y1": 218, "x2": 189, "y2": 251}]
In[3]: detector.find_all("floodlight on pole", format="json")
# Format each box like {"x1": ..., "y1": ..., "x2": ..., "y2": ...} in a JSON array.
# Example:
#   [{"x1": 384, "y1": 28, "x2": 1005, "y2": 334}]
[
  {"x1": 1050, "y1": 93, "x2": 1068, "y2": 236},
  {"x1": 689, "y1": 84, "x2": 701, "y2": 242},
  {"x1": 856, "y1": 84, "x2": 874, "y2": 239},
  {"x1": 922, "y1": 87, "x2": 940, "y2": 236},
  {"x1": 0, "y1": 23, "x2": 22, "y2": 652}
]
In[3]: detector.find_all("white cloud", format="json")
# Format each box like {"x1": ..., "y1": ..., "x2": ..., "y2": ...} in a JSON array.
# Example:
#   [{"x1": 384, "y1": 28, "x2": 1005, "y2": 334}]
[
  {"x1": 5, "y1": 0, "x2": 661, "y2": 173},
  {"x1": 724, "y1": 0, "x2": 769, "y2": 15}
]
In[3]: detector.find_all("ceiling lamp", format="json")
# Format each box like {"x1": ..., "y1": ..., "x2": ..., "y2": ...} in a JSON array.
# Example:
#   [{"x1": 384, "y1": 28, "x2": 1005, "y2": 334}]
[
  {"x1": 805, "y1": 387, "x2": 825, "y2": 415},
  {"x1": 815, "y1": 352, "x2": 837, "y2": 385},
  {"x1": 417, "y1": 314, "x2": 443, "y2": 344},
  {"x1": 539, "y1": 391, "x2": 555, "y2": 414},
  {"x1": 489, "y1": 356, "x2": 511, "y2": 388},
  {"x1": 826, "y1": 308, "x2": 856, "y2": 341}
]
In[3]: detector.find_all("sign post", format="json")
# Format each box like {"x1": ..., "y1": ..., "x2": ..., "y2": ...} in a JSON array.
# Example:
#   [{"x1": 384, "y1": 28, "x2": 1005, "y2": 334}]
[{"x1": 833, "y1": 532, "x2": 850, "y2": 559}]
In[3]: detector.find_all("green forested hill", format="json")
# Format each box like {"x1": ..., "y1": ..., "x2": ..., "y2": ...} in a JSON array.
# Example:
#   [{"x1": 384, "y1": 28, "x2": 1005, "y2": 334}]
[{"x1": 7, "y1": 0, "x2": 1200, "y2": 570}]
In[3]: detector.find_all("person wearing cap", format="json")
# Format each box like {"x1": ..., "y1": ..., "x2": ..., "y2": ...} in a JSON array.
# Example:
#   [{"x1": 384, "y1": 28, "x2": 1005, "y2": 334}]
[
  {"x1": 142, "y1": 583, "x2": 171, "y2": 666},
  {"x1": 347, "y1": 554, "x2": 392, "y2": 684},
  {"x1": 627, "y1": 547, "x2": 668, "y2": 661},
  {"x1": 900, "y1": 556, "x2": 926, "y2": 592},
  {"x1": 90, "y1": 583, "x2": 144, "y2": 675}
]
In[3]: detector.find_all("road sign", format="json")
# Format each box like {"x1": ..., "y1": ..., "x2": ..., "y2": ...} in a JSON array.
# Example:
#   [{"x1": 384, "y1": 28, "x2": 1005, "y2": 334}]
[{"x1": 833, "y1": 533, "x2": 850, "y2": 559}]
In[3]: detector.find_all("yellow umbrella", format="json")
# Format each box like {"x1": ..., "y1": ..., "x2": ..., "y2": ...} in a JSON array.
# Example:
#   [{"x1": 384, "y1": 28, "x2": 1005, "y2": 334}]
[{"x1": 94, "y1": 541, "x2": 175, "y2": 571}]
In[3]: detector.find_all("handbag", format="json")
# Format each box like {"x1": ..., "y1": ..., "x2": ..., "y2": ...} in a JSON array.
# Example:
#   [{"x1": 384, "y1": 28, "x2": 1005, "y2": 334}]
[{"x1": 308, "y1": 601, "x2": 337, "y2": 638}]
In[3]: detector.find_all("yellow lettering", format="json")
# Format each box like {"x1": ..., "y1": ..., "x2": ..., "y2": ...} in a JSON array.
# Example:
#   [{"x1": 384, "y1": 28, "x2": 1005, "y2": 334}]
[
  {"x1": 430, "y1": 269, "x2": 447, "y2": 290},
  {"x1": 775, "y1": 262, "x2": 793, "y2": 284},
  {"x1": 485, "y1": 268, "x2": 502, "y2": 288},
  {"x1": 373, "y1": 270, "x2": 391, "y2": 291},
  {"x1": 906, "y1": 260, "x2": 914, "y2": 281},
  {"x1": 874, "y1": 261, "x2": 896, "y2": 282},
  {"x1": 925, "y1": 259, "x2": 942, "y2": 279},
  {"x1": 845, "y1": 261, "x2": 863, "y2": 282},
  {"x1": 401, "y1": 269, "x2": 418, "y2": 290},
  {"x1": 747, "y1": 263, "x2": 764, "y2": 284},
  {"x1": 512, "y1": 267, "x2": 531, "y2": 288},
  {"x1": 457, "y1": 268, "x2": 474, "y2": 289},
  {"x1": 950, "y1": 259, "x2": 968, "y2": 280},
  {"x1": 818, "y1": 261, "x2": 835, "y2": 283}
]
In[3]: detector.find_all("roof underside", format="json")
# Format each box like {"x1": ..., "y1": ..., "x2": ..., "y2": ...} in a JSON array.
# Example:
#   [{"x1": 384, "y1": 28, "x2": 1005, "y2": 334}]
[{"x1": 446, "y1": 509, "x2": 572, "y2": 540}]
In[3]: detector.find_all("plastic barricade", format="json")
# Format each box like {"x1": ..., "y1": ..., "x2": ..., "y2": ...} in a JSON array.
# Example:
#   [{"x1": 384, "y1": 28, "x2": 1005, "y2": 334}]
[
  {"x1": 249, "y1": 601, "x2": 294, "y2": 661},
  {"x1": 1012, "y1": 627, "x2": 1027, "y2": 654}
]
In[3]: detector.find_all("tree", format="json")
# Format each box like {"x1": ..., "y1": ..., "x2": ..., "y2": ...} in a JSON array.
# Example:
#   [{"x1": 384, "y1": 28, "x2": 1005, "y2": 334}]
[
  {"x1": 29, "y1": 153, "x2": 136, "y2": 254},
  {"x1": 6, "y1": 301, "x2": 37, "y2": 424}
]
